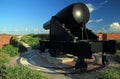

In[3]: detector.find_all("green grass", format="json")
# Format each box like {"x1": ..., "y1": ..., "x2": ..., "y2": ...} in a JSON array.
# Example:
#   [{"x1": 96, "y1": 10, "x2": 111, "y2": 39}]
[
  {"x1": 11, "y1": 35, "x2": 27, "y2": 53},
  {"x1": 97, "y1": 68, "x2": 120, "y2": 79},
  {"x1": 0, "y1": 50, "x2": 10, "y2": 65},
  {"x1": 33, "y1": 34, "x2": 49, "y2": 40},
  {"x1": 0, "y1": 34, "x2": 48, "y2": 79},
  {"x1": 2, "y1": 45, "x2": 19, "y2": 57},
  {"x1": 21, "y1": 34, "x2": 40, "y2": 49},
  {"x1": 0, "y1": 65, "x2": 48, "y2": 79}
]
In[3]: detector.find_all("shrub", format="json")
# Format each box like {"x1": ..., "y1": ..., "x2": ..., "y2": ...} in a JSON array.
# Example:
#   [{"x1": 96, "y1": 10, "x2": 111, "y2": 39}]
[
  {"x1": 21, "y1": 35, "x2": 40, "y2": 49},
  {"x1": 2, "y1": 45, "x2": 19, "y2": 57},
  {"x1": 33, "y1": 34, "x2": 49, "y2": 40},
  {"x1": 97, "y1": 68, "x2": 120, "y2": 79},
  {"x1": 0, "y1": 65, "x2": 48, "y2": 79},
  {"x1": 27, "y1": 33, "x2": 35, "y2": 36},
  {"x1": 114, "y1": 50, "x2": 120, "y2": 63},
  {"x1": 10, "y1": 36, "x2": 19, "y2": 47},
  {"x1": 11, "y1": 36, "x2": 27, "y2": 53},
  {"x1": 0, "y1": 50, "x2": 10, "y2": 65},
  {"x1": 18, "y1": 43, "x2": 27, "y2": 52}
]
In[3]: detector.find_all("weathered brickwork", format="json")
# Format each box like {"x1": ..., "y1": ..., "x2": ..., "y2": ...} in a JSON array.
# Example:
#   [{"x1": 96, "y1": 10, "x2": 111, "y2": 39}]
[
  {"x1": 0, "y1": 35, "x2": 12, "y2": 48},
  {"x1": 97, "y1": 34, "x2": 120, "y2": 40}
]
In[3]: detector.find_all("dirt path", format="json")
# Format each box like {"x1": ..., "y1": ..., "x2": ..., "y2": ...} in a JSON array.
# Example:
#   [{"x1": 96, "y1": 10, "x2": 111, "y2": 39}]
[
  {"x1": 7, "y1": 35, "x2": 24, "y2": 66},
  {"x1": 7, "y1": 56, "x2": 18, "y2": 66}
]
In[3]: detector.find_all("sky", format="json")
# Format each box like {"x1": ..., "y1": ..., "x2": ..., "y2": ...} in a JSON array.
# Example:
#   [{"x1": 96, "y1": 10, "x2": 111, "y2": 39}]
[{"x1": 0, "y1": 0, "x2": 120, "y2": 34}]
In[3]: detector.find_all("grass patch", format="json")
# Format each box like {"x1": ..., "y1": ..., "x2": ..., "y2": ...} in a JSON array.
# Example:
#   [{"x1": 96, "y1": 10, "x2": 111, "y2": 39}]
[
  {"x1": 11, "y1": 35, "x2": 27, "y2": 53},
  {"x1": 2, "y1": 45, "x2": 19, "y2": 57},
  {"x1": 20, "y1": 34, "x2": 49, "y2": 49},
  {"x1": 0, "y1": 50, "x2": 10, "y2": 65},
  {"x1": 0, "y1": 65, "x2": 48, "y2": 79},
  {"x1": 0, "y1": 35, "x2": 48, "y2": 79},
  {"x1": 97, "y1": 68, "x2": 120, "y2": 79},
  {"x1": 21, "y1": 34, "x2": 40, "y2": 49},
  {"x1": 33, "y1": 34, "x2": 49, "y2": 40}
]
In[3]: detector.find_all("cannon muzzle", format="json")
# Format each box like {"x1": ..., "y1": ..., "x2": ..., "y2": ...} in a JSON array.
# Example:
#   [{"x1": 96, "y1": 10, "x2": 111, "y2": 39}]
[{"x1": 43, "y1": 2, "x2": 89, "y2": 30}]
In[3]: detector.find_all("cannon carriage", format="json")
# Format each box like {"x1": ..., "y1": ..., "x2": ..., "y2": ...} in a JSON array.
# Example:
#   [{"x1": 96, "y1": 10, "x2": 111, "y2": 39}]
[{"x1": 39, "y1": 2, "x2": 116, "y2": 72}]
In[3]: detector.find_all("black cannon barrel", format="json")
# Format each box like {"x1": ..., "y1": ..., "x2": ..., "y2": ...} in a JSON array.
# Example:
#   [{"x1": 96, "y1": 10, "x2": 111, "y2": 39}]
[{"x1": 43, "y1": 2, "x2": 90, "y2": 30}]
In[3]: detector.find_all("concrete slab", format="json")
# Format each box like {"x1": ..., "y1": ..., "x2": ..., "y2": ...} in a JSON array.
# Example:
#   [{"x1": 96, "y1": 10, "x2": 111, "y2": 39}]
[
  {"x1": 18, "y1": 50, "x2": 75, "y2": 75},
  {"x1": 19, "y1": 53, "x2": 57, "y2": 73},
  {"x1": 57, "y1": 57, "x2": 74, "y2": 63},
  {"x1": 40, "y1": 53, "x2": 62, "y2": 64},
  {"x1": 40, "y1": 52, "x2": 74, "y2": 64}
]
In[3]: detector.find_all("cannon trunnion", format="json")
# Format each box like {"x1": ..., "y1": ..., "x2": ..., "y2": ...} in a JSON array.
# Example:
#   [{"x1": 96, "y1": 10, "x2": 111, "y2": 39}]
[{"x1": 40, "y1": 2, "x2": 116, "y2": 72}]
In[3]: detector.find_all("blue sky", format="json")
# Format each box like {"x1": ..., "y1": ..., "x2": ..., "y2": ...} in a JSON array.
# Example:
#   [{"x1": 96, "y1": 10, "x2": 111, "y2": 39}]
[{"x1": 0, "y1": 0, "x2": 120, "y2": 34}]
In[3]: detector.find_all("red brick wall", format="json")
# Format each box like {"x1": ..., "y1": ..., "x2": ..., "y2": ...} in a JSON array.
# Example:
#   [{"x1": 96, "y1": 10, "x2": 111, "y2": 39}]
[
  {"x1": 0, "y1": 35, "x2": 12, "y2": 48},
  {"x1": 107, "y1": 34, "x2": 120, "y2": 40},
  {"x1": 97, "y1": 34, "x2": 120, "y2": 40},
  {"x1": 97, "y1": 34, "x2": 103, "y2": 40}
]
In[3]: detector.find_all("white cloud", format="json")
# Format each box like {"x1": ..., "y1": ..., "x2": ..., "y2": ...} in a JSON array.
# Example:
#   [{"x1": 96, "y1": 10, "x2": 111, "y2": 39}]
[
  {"x1": 86, "y1": 1, "x2": 108, "y2": 13},
  {"x1": 88, "y1": 20, "x2": 94, "y2": 23},
  {"x1": 96, "y1": 19, "x2": 103, "y2": 22},
  {"x1": 97, "y1": 28, "x2": 109, "y2": 34},
  {"x1": 14, "y1": 29, "x2": 19, "y2": 32},
  {"x1": 34, "y1": 28, "x2": 39, "y2": 32},
  {"x1": 88, "y1": 19, "x2": 103, "y2": 23},
  {"x1": 25, "y1": 28, "x2": 30, "y2": 32},
  {"x1": 86, "y1": 4, "x2": 95, "y2": 13},
  {"x1": 90, "y1": 1, "x2": 109, "y2": 11},
  {"x1": 2, "y1": 27, "x2": 7, "y2": 33},
  {"x1": 100, "y1": 1, "x2": 108, "y2": 5},
  {"x1": 110, "y1": 22, "x2": 120, "y2": 33}
]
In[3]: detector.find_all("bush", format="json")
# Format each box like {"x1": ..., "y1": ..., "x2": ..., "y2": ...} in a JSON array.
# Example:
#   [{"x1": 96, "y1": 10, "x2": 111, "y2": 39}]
[
  {"x1": 0, "y1": 50, "x2": 10, "y2": 65},
  {"x1": 10, "y1": 35, "x2": 19, "y2": 47},
  {"x1": 0, "y1": 65, "x2": 48, "y2": 79},
  {"x1": 18, "y1": 43, "x2": 27, "y2": 52},
  {"x1": 114, "y1": 50, "x2": 120, "y2": 63},
  {"x1": 21, "y1": 35, "x2": 40, "y2": 49},
  {"x1": 2, "y1": 45, "x2": 19, "y2": 57},
  {"x1": 97, "y1": 68, "x2": 120, "y2": 79},
  {"x1": 27, "y1": 33, "x2": 35, "y2": 36},
  {"x1": 33, "y1": 34, "x2": 49, "y2": 40},
  {"x1": 11, "y1": 36, "x2": 27, "y2": 52}
]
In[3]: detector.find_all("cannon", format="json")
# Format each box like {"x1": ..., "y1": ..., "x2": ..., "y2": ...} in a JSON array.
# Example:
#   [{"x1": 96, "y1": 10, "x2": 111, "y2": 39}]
[{"x1": 39, "y1": 2, "x2": 116, "y2": 72}]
